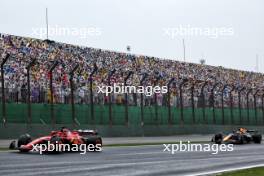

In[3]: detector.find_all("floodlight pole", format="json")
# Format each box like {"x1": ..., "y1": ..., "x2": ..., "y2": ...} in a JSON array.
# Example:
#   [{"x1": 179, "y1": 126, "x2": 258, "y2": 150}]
[{"x1": 46, "y1": 8, "x2": 49, "y2": 40}]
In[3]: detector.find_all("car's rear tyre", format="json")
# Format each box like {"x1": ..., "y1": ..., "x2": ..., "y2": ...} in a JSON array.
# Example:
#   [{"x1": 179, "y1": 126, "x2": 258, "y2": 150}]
[
  {"x1": 252, "y1": 134, "x2": 262, "y2": 144},
  {"x1": 85, "y1": 136, "x2": 102, "y2": 151},
  {"x1": 17, "y1": 134, "x2": 32, "y2": 148},
  {"x1": 9, "y1": 140, "x2": 16, "y2": 149},
  {"x1": 95, "y1": 137, "x2": 102, "y2": 146},
  {"x1": 85, "y1": 136, "x2": 102, "y2": 145},
  {"x1": 214, "y1": 133, "x2": 223, "y2": 144}
]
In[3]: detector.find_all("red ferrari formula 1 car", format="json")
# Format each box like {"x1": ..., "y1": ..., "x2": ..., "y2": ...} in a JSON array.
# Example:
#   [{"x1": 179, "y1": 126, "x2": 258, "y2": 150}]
[{"x1": 9, "y1": 127, "x2": 102, "y2": 153}]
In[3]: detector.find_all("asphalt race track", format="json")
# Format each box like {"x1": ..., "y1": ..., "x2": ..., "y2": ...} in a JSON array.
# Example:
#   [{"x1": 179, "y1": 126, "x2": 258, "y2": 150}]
[{"x1": 1, "y1": 144, "x2": 264, "y2": 176}]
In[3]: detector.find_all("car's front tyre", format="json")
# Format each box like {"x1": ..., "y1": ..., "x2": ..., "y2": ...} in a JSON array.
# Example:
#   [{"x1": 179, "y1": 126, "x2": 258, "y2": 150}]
[
  {"x1": 18, "y1": 134, "x2": 32, "y2": 148},
  {"x1": 214, "y1": 133, "x2": 223, "y2": 144},
  {"x1": 252, "y1": 134, "x2": 262, "y2": 144}
]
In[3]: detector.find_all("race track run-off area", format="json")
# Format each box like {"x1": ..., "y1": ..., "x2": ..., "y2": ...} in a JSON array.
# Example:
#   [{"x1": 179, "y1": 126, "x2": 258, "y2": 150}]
[{"x1": 1, "y1": 143, "x2": 264, "y2": 176}]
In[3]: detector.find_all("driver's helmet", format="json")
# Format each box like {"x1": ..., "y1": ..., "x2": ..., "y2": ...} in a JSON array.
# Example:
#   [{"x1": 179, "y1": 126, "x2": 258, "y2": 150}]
[
  {"x1": 238, "y1": 128, "x2": 247, "y2": 133},
  {"x1": 61, "y1": 127, "x2": 70, "y2": 133}
]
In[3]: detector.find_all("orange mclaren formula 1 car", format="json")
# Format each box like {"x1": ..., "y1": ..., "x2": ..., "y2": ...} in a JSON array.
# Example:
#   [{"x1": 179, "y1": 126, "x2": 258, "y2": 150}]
[
  {"x1": 9, "y1": 127, "x2": 102, "y2": 153},
  {"x1": 212, "y1": 128, "x2": 262, "y2": 144}
]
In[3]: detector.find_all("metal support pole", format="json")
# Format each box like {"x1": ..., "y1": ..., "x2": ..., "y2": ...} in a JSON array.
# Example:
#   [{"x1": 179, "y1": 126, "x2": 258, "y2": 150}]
[
  {"x1": 167, "y1": 78, "x2": 175, "y2": 125},
  {"x1": 108, "y1": 69, "x2": 116, "y2": 126},
  {"x1": 89, "y1": 64, "x2": 97, "y2": 123},
  {"x1": 221, "y1": 85, "x2": 227, "y2": 125},
  {"x1": 69, "y1": 65, "x2": 79, "y2": 126},
  {"x1": 254, "y1": 89, "x2": 260, "y2": 124},
  {"x1": 179, "y1": 78, "x2": 188, "y2": 124},
  {"x1": 26, "y1": 58, "x2": 37, "y2": 125},
  {"x1": 1, "y1": 53, "x2": 10, "y2": 126},
  {"x1": 238, "y1": 87, "x2": 245, "y2": 124},
  {"x1": 124, "y1": 71, "x2": 133, "y2": 126},
  {"x1": 140, "y1": 73, "x2": 147, "y2": 126},
  {"x1": 262, "y1": 93, "x2": 264, "y2": 125},
  {"x1": 210, "y1": 83, "x2": 220, "y2": 124},
  {"x1": 154, "y1": 76, "x2": 161, "y2": 125},
  {"x1": 246, "y1": 89, "x2": 253, "y2": 124},
  {"x1": 201, "y1": 82, "x2": 208, "y2": 123},
  {"x1": 229, "y1": 86, "x2": 235, "y2": 124},
  {"x1": 49, "y1": 61, "x2": 59, "y2": 127},
  {"x1": 191, "y1": 83, "x2": 195, "y2": 124}
]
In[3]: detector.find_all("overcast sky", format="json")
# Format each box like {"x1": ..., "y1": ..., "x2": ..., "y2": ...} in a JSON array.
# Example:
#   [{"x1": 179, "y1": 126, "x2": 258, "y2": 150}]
[{"x1": 0, "y1": 0, "x2": 263, "y2": 72}]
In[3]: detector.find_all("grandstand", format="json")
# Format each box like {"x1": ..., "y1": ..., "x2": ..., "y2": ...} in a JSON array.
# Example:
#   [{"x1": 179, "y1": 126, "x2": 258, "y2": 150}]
[{"x1": 0, "y1": 33, "x2": 264, "y2": 126}]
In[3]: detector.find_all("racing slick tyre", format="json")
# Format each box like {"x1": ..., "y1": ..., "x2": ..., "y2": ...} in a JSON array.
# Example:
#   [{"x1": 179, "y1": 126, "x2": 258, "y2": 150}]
[
  {"x1": 9, "y1": 140, "x2": 16, "y2": 149},
  {"x1": 84, "y1": 136, "x2": 102, "y2": 151},
  {"x1": 17, "y1": 134, "x2": 32, "y2": 148},
  {"x1": 85, "y1": 136, "x2": 102, "y2": 145},
  {"x1": 252, "y1": 134, "x2": 262, "y2": 144},
  {"x1": 214, "y1": 133, "x2": 223, "y2": 144}
]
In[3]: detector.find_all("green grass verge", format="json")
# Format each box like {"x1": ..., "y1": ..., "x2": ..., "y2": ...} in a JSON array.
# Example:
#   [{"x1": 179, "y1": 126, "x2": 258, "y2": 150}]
[
  {"x1": 0, "y1": 148, "x2": 10, "y2": 151},
  {"x1": 217, "y1": 167, "x2": 264, "y2": 176}
]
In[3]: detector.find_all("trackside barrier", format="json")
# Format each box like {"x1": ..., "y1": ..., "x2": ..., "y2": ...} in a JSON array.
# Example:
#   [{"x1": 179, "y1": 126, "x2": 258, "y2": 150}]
[{"x1": 0, "y1": 103, "x2": 262, "y2": 126}]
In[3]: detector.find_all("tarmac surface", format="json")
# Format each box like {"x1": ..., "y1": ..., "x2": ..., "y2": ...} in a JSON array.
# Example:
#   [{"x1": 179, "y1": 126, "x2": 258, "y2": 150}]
[
  {"x1": 1, "y1": 142, "x2": 264, "y2": 176},
  {"x1": 0, "y1": 135, "x2": 212, "y2": 148}
]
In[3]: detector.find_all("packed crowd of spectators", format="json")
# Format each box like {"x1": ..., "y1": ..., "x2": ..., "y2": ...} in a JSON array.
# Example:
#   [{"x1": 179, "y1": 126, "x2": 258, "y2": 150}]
[{"x1": 0, "y1": 33, "x2": 263, "y2": 108}]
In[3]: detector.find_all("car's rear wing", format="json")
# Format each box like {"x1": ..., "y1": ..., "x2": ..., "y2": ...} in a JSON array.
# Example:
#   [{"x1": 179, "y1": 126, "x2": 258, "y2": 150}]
[
  {"x1": 247, "y1": 130, "x2": 258, "y2": 133},
  {"x1": 74, "y1": 129, "x2": 98, "y2": 135}
]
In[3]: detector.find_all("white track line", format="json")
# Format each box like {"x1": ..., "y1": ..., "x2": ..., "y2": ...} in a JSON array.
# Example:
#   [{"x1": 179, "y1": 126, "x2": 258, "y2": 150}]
[{"x1": 190, "y1": 164, "x2": 264, "y2": 176}]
